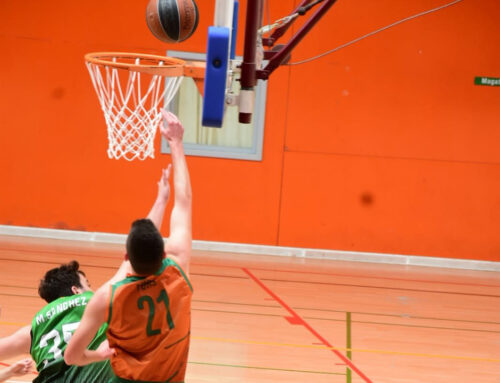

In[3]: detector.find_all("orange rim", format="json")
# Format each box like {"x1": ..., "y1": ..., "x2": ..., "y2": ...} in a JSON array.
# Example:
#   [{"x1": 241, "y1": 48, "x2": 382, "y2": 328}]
[{"x1": 85, "y1": 52, "x2": 186, "y2": 77}]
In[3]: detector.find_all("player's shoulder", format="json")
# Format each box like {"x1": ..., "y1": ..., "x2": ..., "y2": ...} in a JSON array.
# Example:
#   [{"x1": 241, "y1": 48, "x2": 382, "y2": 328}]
[
  {"x1": 90, "y1": 285, "x2": 111, "y2": 307},
  {"x1": 166, "y1": 254, "x2": 190, "y2": 277}
]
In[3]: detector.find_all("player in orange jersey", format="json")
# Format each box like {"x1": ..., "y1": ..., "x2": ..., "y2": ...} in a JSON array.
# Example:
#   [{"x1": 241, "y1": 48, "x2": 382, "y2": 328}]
[{"x1": 65, "y1": 110, "x2": 193, "y2": 383}]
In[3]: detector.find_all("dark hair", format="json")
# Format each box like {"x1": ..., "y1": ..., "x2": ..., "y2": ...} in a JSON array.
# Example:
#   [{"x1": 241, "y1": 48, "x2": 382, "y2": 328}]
[
  {"x1": 126, "y1": 219, "x2": 164, "y2": 275},
  {"x1": 38, "y1": 261, "x2": 85, "y2": 303}
]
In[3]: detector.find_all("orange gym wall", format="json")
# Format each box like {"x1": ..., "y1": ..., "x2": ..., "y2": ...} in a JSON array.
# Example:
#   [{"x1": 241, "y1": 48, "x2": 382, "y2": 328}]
[{"x1": 0, "y1": 0, "x2": 499, "y2": 261}]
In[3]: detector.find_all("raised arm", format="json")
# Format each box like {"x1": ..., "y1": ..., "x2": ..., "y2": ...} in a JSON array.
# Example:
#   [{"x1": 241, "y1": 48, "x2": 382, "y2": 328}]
[
  {"x1": 147, "y1": 164, "x2": 172, "y2": 230},
  {"x1": 64, "y1": 286, "x2": 114, "y2": 366},
  {"x1": 102, "y1": 166, "x2": 173, "y2": 286},
  {"x1": 105, "y1": 161, "x2": 172, "y2": 285},
  {"x1": 0, "y1": 326, "x2": 31, "y2": 360},
  {"x1": 160, "y1": 110, "x2": 192, "y2": 274}
]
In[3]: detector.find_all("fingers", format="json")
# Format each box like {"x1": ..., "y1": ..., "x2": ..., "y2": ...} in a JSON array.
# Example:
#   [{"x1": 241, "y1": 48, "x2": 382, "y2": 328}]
[
  {"x1": 20, "y1": 359, "x2": 32, "y2": 374},
  {"x1": 25, "y1": 359, "x2": 33, "y2": 369},
  {"x1": 160, "y1": 164, "x2": 172, "y2": 184},
  {"x1": 160, "y1": 108, "x2": 170, "y2": 122},
  {"x1": 160, "y1": 109, "x2": 183, "y2": 142},
  {"x1": 11, "y1": 358, "x2": 32, "y2": 376},
  {"x1": 160, "y1": 109, "x2": 179, "y2": 124}
]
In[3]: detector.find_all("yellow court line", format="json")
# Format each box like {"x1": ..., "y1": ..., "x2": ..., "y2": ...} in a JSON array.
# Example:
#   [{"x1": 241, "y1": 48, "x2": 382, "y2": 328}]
[
  {"x1": 0, "y1": 322, "x2": 28, "y2": 326},
  {"x1": 2, "y1": 322, "x2": 498, "y2": 363},
  {"x1": 193, "y1": 336, "x2": 500, "y2": 363}
]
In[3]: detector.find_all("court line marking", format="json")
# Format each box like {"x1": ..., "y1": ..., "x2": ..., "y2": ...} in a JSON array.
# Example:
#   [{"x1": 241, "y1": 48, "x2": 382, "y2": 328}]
[
  {"x1": 191, "y1": 272, "x2": 500, "y2": 298},
  {"x1": 255, "y1": 277, "x2": 500, "y2": 298},
  {"x1": 4, "y1": 266, "x2": 497, "y2": 298},
  {"x1": 191, "y1": 308, "x2": 500, "y2": 334},
  {"x1": 2, "y1": 320, "x2": 498, "y2": 363},
  {"x1": 3, "y1": 293, "x2": 500, "y2": 328},
  {"x1": 3, "y1": 310, "x2": 499, "y2": 334},
  {"x1": 242, "y1": 267, "x2": 373, "y2": 383},
  {"x1": 2, "y1": 227, "x2": 499, "y2": 272},
  {"x1": 0, "y1": 360, "x2": 343, "y2": 378},
  {"x1": 193, "y1": 336, "x2": 500, "y2": 363},
  {"x1": 346, "y1": 312, "x2": 352, "y2": 383},
  {"x1": 0, "y1": 321, "x2": 31, "y2": 326},
  {"x1": 192, "y1": 261, "x2": 500, "y2": 288},
  {"x1": 189, "y1": 361, "x2": 345, "y2": 375},
  {"x1": 2, "y1": 245, "x2": 499, "y2": 288},
  {"x1": 194, "y1": 299, "x2": 500, "y2": 327}
]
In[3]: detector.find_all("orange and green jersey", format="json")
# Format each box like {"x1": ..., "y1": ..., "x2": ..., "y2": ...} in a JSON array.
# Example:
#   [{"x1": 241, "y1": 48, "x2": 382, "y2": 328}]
[{"x1": 106, "y1": 257, "x2": 193, "y2": 383}]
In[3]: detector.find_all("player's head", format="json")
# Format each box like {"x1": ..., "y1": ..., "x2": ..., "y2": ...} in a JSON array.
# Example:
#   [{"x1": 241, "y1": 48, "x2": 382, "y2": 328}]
[
  {"x1": 38, "y1": 261, "x2": 91, "y2": 303},
  {"x1": 126, "y1": 218, "x2": 165, "y2": 275}
]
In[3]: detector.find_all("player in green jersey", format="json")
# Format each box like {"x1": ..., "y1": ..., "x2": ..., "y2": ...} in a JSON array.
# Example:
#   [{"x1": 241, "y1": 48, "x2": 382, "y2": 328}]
[{"x1": 0, "y1": 261, "x2": 117, "y2": 382}]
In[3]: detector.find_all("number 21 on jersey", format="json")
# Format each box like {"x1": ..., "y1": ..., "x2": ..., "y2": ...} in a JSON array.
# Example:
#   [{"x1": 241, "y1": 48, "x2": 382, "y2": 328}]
[{"x1": 137, "y1": 289, "x2": 174, "y2": 336}]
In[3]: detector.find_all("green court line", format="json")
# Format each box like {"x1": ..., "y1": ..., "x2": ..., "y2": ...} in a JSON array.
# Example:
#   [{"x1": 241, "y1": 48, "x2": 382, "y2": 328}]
[
  {"x1": 2, "y1": 305, "x2": 498, "y2": 336},
  {"x1": 352, "y1": 319, "x2": 500, "y2": 334},
  {"x1": 293, "y1": 306, "x2": 500, "y2": 326},
  {"x1": 0, "y1": 284, "x2": 36, "y2": 290},
  {"x1": 305, "y1": 316, "x2": 500, "y2": 334},
  {"x1": 192, "y1": 307, "x2": 500, "y2": 334},
  {"x1": 194, "y1": 299, "x2": 500, "y2": 326},
  {"x1": 346, "y1": 312, "x2": 352, "y2": 383},
  {"x1": 194, "y1": 298, "x2": 279, "y2": 309},
  {"x1": 258, "y1": 277, "x2": 500, "y2": 298},
  {"x1": 194, "y1": 308, "x2": 283, "y2": 318},
  {"x1": 0, "y1": 293, "x2": 38, "y2": 299},
  {"x1": 188, "y1": 361, "x2": 345, "y2": 375}
]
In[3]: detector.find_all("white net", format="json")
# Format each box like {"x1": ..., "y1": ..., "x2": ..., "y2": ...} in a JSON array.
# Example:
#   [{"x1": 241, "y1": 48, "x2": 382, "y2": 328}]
[{"x1": 86, "y1": 58, "x2": 183, "y2": 161}]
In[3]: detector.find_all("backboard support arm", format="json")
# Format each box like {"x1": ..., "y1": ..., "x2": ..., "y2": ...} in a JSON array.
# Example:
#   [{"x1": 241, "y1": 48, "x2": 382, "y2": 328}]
[
  {"x1": 237, "y1": 0, "x2": 339, "y2": 123},
  {"x1": 255, "y1": 0, "x2": 339, "y2": 80},
  {"x1": 261, "y1": 0, "x2": 319, "y2": 47}
]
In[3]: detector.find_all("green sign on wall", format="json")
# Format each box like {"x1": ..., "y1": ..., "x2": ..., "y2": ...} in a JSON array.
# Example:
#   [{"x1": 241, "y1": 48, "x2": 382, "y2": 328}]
[{"x1": 474, "y1": 77, "x2": 500, "y2": 87}]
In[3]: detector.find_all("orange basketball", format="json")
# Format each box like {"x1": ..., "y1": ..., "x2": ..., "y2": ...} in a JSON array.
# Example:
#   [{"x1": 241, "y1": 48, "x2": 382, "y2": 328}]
[{"x1": 146, "y1": 0, "x2": 199, "y2": 43}]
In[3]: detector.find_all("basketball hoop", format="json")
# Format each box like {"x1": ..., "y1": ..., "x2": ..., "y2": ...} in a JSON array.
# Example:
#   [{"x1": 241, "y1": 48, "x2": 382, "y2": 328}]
[{"x1": 85, "y1": 52, "x2": 198, "y2": 161}]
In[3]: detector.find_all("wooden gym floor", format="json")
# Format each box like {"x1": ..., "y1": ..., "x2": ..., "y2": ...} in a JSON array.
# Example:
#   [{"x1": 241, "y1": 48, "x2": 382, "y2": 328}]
[{"x1": 0, "y1": 234, "x2": 499, "y2": 382}]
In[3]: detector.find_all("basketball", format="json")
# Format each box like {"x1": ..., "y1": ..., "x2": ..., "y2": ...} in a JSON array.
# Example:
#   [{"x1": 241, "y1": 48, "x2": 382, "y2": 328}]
[{"x1": 146, "y1": 0, "x2": 199, "y2": 43}]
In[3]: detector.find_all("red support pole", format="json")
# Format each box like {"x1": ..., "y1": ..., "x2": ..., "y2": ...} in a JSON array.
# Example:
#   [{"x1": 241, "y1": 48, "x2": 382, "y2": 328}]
[{"x1": 239, "y1": 0, "x2": 263, "y2": 123}]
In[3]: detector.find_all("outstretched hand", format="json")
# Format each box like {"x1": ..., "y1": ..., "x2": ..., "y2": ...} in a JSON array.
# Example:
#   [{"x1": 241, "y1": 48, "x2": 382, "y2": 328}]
[
  {"x1": 157, "y1": 164, "x2": 172, "y2": 203},
  {"x1": 8, "y1": 358, "x2": 33, "y2": 377},
  {"x1": 160, "y1": 109, "x2": 184, "y2": 143}
]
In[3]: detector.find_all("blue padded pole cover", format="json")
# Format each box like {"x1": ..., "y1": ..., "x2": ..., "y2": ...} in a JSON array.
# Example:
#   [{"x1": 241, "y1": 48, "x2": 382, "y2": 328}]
[{"x1": 202, "y1": 26, "x2": 230, "y2": 128}]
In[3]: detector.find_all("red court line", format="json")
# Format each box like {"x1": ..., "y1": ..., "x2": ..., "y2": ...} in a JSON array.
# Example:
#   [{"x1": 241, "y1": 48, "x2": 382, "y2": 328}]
[{"x1": 242, "y1": 268, "x2": 373, "y2": 383}]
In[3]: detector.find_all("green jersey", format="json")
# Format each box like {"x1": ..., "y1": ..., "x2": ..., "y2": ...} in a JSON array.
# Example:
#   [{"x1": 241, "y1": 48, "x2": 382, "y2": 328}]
[{"x1": 30, "y1": 291, "x2": 113, "y2": 382}]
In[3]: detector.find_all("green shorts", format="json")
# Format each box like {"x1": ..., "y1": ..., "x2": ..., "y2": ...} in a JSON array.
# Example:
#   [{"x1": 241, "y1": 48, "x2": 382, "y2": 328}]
[{"x1": 34, "y1": 360, "x2": 113, "y2": 383}]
